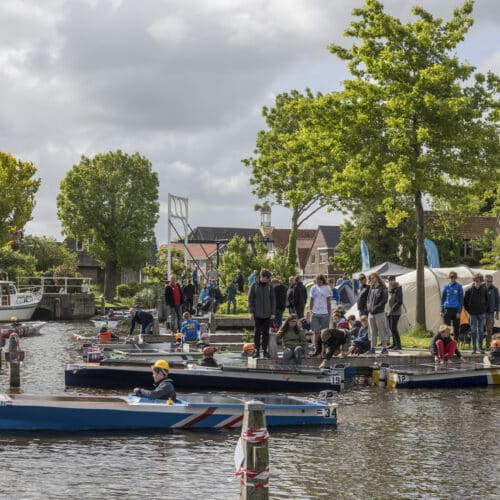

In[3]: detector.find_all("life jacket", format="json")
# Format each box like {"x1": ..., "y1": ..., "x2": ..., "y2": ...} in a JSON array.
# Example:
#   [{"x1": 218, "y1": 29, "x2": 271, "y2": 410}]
[{"x1": 98, "y1": 329, "x2": 113, "y2": 344}]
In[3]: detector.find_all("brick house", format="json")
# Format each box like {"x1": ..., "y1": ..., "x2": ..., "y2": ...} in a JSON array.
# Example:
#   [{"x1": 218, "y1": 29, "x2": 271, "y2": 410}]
[{"x1": 303, "y1": 226, "x2": 342, "y2": 278}]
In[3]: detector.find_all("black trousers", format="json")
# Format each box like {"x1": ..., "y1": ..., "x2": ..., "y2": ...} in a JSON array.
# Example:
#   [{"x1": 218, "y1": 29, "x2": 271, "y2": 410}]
[
  {"x1": 443, "y1": 308, "x2": 460, "y2": 341},
  {"x1": 254, "y1": 317, "x2": 271, "y2": 352},
  {"x1": 388, "y1": 315, "x2": 401, "y2": 348}
]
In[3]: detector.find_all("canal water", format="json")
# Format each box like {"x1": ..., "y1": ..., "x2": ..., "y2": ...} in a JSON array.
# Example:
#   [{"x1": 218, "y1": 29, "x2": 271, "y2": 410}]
[{"x1": 0, "y1": 322, "x2": 498, "y2": 499}]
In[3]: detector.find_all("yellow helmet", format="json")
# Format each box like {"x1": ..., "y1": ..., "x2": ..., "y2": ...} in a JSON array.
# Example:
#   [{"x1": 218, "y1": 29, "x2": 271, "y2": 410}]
[
  {"x1": 151, "y1": 359, "x2": 169, "y2": 371},
  {"x1": 11, "y1": 316, "x2": 17, "y2": 322}
]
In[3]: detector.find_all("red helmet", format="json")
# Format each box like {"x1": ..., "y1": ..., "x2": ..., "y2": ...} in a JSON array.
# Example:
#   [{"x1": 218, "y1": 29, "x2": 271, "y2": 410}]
[{"x1": 203, "y1": 346, "x2": 216, "y2": 356}]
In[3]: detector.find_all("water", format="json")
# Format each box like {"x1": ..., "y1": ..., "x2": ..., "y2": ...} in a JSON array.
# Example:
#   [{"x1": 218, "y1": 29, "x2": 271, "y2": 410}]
[{"x1": 0, "y1": 322, "x2": 498, "y2": 499}]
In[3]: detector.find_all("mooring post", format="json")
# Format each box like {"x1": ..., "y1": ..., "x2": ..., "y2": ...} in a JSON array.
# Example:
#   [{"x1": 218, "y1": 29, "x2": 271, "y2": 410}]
[
  {"x1": 238, "y1": 400, "x2": 269, "y2": 499},
  {"x1": 0, "y1": 337, "x2": 4, "y2": 370},
  {"x1": 100, "y1": 296, "x2": 105, "y2": 316},
  {"x1": 156, "y1": 297, "x2": 164, "y2": 322},
  {"x1": 54, "y1": 297, "x2": 61, "y2": 320},
  {"x1": 8, "y1": 333, "x2": 21, "y2": 388}
]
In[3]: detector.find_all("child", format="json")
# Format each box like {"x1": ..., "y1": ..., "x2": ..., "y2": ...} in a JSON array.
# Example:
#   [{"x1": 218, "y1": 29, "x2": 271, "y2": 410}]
[
  {"x1": 276, "y1": 314, "x2": 308, "y2": 368},
  {"x1": 180, "y1": 312, "x2": 201, "y2": 343},
  {"x1": 430, "y1": 324, "x2": 462, "y2": 364}
]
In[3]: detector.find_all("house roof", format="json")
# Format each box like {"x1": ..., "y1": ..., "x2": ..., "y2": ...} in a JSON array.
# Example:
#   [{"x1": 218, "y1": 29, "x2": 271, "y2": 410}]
[
  {"x1": 268, "y1": 228, "x2": 317, "y2": 249},
  {"x1": 459, "y1": 216, "x2": 499, "y2": 240},
  {"x1": 187, "y1": 226, "x2": 259, "y2": 242},
  {"x1": 317, "y1": 226, "x2": 341, "y2": 249},
  {"x1": 162, "y1": 243, "x2": 218, "y2": 260}
]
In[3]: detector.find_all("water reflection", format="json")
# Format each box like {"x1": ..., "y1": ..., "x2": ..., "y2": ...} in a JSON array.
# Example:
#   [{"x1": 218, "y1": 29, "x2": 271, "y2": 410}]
[{"x1": 0, "y1": 322, "x2": 498, "y2": 499}]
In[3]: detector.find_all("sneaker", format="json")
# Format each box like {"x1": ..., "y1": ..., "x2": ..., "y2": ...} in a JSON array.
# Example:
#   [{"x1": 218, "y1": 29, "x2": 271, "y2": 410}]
[
  {"x1": 252, "y1": 350, "x2": 260, "y2": 359},
  {"x1": 380, "y1": 348, "x2": 389, "y2": 355}
]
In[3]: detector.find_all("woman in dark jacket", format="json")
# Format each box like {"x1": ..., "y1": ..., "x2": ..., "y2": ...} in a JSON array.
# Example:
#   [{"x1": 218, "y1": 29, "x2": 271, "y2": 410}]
[{"x1": 293, "y1": 276, "x2": 307, "y2": 318}]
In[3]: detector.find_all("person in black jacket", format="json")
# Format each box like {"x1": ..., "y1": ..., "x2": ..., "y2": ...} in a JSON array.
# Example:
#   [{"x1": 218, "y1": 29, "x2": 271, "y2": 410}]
[
  {"x1": 272, "y1": 276, "x2": 288, "y2": 328},
  {"x1": 317, "y1": 328, "x2": 349, "y2": 368},
  {"x1": 286, "y1": 276, "x2": 296, "y2": 314},
  {"x1": 133, "y1": 359, "x2": 176, "y2": 400},
  {"x1": 464, "y1": 273, "x2": 488, "y2": 354},
  {"x1": 248, "y1": 269, "x2": 276, "y2": 359},
  {"x1": 129, "y1": 308, "x2": 154, "y2": 335},
  {"x1": 182, "y1": 279, "x2": 196, "y2": 314},
  {"x1": 366, "y1": 272, "x2": 389, "y2": 355},
  {"x1": 293, "y1": 275, "x2": 307, "y2": 319},
  {"x1": 356, "y1": 273, "x2": 370, "y2": 317},
  {"x1": 386, "y1": 276, "x2": 403, "y2": 350}
]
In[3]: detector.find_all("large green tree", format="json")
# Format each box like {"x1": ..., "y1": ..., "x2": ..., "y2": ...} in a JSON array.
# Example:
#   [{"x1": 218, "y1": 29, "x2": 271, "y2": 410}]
[
  {"x1": 57, "y1": 150, "x2": 159, "y2": 300},
  {"x1": 0, "y1": 152, "x2": 41, "y2": 247},
  {"x1": 323, "y1": 0, "x2": 500, "y2": 327},
  {"x1": 19, "y1": 235, "x2": 78, "y2": 273},
  {"x1": 244, "y1": 90, "x2": 333, "y2": 276}
]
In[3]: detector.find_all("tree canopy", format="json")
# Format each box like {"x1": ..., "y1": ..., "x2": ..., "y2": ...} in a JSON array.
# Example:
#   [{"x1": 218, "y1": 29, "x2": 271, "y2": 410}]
[
  {"x1": 244, "y1": 90, "x2": 334, "y2": 274},
  {"x1": 322, "y1": 0, "x2": 500, "y2": 327},
  {"x1": 57, "y1": 150, "x2": 159, "y2": 299},
  {"x1": 0, "y1": 152, "x2": 41, "y2": 247}
]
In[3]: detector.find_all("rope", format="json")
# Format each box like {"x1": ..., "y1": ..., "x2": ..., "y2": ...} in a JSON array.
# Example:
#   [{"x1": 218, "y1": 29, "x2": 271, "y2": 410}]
[{"x1": 241, "y1": 427, "x2": 269, "y2": 443}]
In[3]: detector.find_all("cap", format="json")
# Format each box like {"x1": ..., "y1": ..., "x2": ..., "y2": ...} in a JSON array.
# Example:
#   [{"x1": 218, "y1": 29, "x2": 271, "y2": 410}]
[
  {"x1": 439, "y1": 324, "x2": 451, "y2": 334},
  {"x1": 151, "y1": 359, "x2": 169, "y2": 371}
]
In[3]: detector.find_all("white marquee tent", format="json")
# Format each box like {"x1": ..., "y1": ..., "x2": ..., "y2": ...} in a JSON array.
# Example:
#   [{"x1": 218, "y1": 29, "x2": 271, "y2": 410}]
[{"x1": 348, "y1": 266, "x2": 500, "y2": 334}]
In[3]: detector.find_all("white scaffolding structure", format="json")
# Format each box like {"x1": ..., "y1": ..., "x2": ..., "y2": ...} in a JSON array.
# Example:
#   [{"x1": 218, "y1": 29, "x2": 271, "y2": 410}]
[{"x1": 167, "y1": 194, "x2": 189, "y2": 278}]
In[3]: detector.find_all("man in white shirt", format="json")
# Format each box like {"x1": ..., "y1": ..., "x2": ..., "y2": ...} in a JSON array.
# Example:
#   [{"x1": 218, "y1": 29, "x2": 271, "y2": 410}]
[{"x1": 309, "y1": 274, "x2": 332, "y2": 356}]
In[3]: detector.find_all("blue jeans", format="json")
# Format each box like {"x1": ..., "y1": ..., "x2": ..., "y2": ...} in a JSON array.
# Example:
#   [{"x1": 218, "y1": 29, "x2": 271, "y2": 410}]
[
  {"x1": 275, "y1": 309, "x2": 284, "y2": 329},
  {"x1": 282, "y1": 346, "x2": 304, "y2": 367},
  {"x1": 470, "y1": 313, "x2": 485, "y2": 351},
  {"x1": 170, "y1": 305, "x2": 183, "y2": 333}
]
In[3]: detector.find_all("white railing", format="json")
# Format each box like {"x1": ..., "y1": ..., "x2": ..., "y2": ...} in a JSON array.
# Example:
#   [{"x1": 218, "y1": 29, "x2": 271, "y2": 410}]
[{"x1": 16, "y1": 276, "x2": 92, "y2": 294}]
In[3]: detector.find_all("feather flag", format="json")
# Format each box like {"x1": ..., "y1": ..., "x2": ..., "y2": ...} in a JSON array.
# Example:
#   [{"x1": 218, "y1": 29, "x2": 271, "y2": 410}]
[
  {"x1": 360, "y1": 239, "x2": 370, "y2": 271},
  {"x1": 424, "y1": 238, "x2": 440, "y2": 268}
]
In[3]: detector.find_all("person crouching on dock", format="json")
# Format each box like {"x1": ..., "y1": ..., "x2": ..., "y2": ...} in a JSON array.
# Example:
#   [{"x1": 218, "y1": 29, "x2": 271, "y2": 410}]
[{"x1": 430, "y1": 324, "x2": 463, "y2": 365}]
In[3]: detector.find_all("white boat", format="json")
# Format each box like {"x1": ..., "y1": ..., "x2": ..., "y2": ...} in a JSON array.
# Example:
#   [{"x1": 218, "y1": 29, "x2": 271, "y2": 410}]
[{"x1": 0, "y1": 281, "x2": 42, "y2": 322}]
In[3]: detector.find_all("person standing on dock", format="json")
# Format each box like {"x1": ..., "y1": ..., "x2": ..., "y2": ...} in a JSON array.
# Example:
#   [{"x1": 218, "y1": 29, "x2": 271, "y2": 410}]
[
  {"x1": 366, "y1": 272, "x2": 389, "y2": 355},
  {"x1": 386, "y1": 276, "x2": 403, "y2": 350},
  {"x1": 356, "y1": 273, "x2": 369, "y2": 318},
  {"x1": 165, "y1": 274, "x2": 184, "y2": 333},
  {"x1": 484, "y1": 274, "x2": 499, "y2": 350},
  {"x1": 464, "y1": 273, "x2": 488, "y2": 354},
  {"x1": 248, "y1": 269, "x2": 276, "y2": 359},
  {"x1": 310, "y1": 274, "x2": 332, "y2": 357},
  {"x1": 440, "y1": 271, "x2": 464, "y2": 342},
  {"x1": 129, "y1": 308, "x2": 154, "y2": 336},
  {"x1": 293, "y1": 275, "x2": 307, "y2": 319},
  {"x1": 134, "y1": 360, "x2": 176, "y2": 400},
  {"x1": 272, "y1": 276, "x2": 287, "y2": 328}
]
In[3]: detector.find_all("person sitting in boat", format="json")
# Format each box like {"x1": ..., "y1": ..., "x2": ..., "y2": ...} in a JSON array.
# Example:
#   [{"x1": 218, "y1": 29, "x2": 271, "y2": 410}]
[
  {"x1": 129, "y1": 308, "x2": 154, "y2": 336},
  {"x1": 133, "y1": 359, "x2": 176, "y2": 401},
  {"x1": 200, "y1": 346, "x2": 218, "y2": 367},
  {"x1": 98, "y1": 322, "x2": 118, "y2": 344},
  {"x1": 488, "y1": 336, "x2": 500, "y2": 365},
  {"x1": 10, "y1": 316, "x2": 21, "y2": 328},
  {"x1": 430, "y1": 324, "x2": 463, "y2": 364},
  {"x1": 174, "y1": 332, "x2": 183, "y2": 351},
  {"x1": 347, "y1": 315, "x2": 371, "y2": 355},
  {"x1": 242, "y1": 342, "x2": 255, "y2": 357},
  {"x1": 317, "y1": 328, "x2": 349, "y2": 369},
  {"x1": 196, "y1": 332, "x2": 211, "y2": 349},
  {"x1": 181, "y1": 312, "x2": 201, "y2": 343},
  {"x1": 276, "y1": 314, "x2": 308, "y2": 368},
  {"x1": 107, "y1": 308, "x2": 116, "y2": 320}
]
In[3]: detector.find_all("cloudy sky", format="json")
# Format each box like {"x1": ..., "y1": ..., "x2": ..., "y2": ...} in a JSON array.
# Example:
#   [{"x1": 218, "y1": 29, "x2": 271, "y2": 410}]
[{"x1": 2, "y1": 0, "x2": 499, "y2": 244}]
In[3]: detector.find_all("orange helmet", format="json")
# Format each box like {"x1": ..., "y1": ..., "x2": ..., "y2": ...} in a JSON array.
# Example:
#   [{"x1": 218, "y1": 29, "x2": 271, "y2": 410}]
[
  {"x1": 491, "y1": 339, "x2": 500, "y2": 349},
  {"x1": 243, "y1": 343, "x2": 254, "y2": 353},
  {"x1": 175, "y1": 333, "x2": 183, "y2": 341}
]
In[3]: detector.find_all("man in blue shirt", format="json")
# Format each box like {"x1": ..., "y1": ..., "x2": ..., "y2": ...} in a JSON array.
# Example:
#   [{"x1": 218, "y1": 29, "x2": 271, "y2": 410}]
[
  {"x1": 440, "y1": 271, "x2": 463, "y2": 342},
  {"x1": 180, "y1": 312, "x2": 201, "y2": 343}
]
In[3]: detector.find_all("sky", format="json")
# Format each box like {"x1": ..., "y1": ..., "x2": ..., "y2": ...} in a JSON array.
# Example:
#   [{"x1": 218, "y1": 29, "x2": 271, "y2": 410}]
[{"x1": 2, "y1": 0, "x2": 499, "y2": 245}]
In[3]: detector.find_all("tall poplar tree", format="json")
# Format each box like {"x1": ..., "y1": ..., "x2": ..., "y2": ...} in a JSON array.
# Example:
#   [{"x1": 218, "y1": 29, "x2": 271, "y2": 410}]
[{"x1": 325, "y1": 0, "x2": 500, "y2": 327}]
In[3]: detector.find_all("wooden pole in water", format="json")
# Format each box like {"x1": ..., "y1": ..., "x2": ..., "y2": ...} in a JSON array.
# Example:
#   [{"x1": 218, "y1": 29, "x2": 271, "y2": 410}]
[
  {"x1": 8, "y1": 333, "x2": 21, "y2": 388},
  {"x1": 238, "y1": 400, "x2": 269, "y2": 499}
]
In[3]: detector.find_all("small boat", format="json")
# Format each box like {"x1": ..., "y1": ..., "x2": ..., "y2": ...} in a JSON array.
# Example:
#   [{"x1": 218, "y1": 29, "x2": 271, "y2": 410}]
[
  {"x1": 1, "y1": 321, "x2": 46, "y2": 339},
  {"x1": 0, "y1": 281, "x2": 42, "y2": 322},
  {"x1": 65, "y1": 361, "x2": 354, "y2": 392},
  {"x1": 0, "y1": 392, "x2": 338, "y2": 431},
  {"x1": 382, "y1": 362, "x2": 500, "y2": 389}
]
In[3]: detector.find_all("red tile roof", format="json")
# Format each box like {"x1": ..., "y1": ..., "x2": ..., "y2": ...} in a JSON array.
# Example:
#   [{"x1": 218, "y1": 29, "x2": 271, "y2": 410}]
[
  {"x1": 160, "y1": 243, "x2": 217, "y2": 260},
  {"x1": 459, "y1": 216, "x2": 498, "y2": 240}
]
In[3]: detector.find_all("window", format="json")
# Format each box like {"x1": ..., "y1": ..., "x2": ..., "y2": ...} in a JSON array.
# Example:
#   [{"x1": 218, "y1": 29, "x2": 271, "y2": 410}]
[
  {"x1": 310, "y1": 253, "x2": 316, "y2": 264},
  {"x1": 319, "y1": 251, "x2": 328, "y2": 264},
  {"x1": 461, "y1": 240, "x2": 474, "y2": 258}
]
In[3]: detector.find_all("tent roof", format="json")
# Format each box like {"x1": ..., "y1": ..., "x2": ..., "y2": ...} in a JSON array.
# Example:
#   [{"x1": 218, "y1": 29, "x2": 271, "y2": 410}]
[{"x1": 353, "y1": 261, "x2": 413, "y2": 279}]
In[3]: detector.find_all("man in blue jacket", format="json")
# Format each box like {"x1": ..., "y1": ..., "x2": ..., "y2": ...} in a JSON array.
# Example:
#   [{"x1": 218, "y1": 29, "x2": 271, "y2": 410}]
[{"x1": 440, "y1": 271, "x2": 463, "y2": 342}]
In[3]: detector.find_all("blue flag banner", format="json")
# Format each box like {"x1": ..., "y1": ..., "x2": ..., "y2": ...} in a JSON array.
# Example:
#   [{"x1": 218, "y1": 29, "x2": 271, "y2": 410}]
[
  {"x1": 424, "y1": 238, "x2": 440, "y2": 268},
  {"x1": 360, "y1": 240, "x2": 370, "y2": 271}
]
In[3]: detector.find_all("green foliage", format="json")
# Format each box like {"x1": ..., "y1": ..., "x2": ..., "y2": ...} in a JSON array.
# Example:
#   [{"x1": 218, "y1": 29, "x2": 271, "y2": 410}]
[
  {"x1": 0, "y1": 248, "x2": 37, "y2": 280},
  {"x1": 477, "y1": 230, "x2": 500, "y2": 269},
  {"x1": 142, "y1": 245, "x2": 184, "y2": 283},
  {"x1": 57, "y1": 150, "x2": 159, "y2": 299},
  {"x1": 244, "y1": 90, "x2": 333, "y2": 268},
  {"x1": 116, "y1": 282, "x2": 143, "y2": 298},
  {"x1": 18, "y1": 235, "x2": 78, "y2": 274},
  {"x1": 0, "y1": 152, "x2": 41, "y2": 247},
  {"x1": 132, "y1": 285, "x2": 161, "y2": 309}
]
